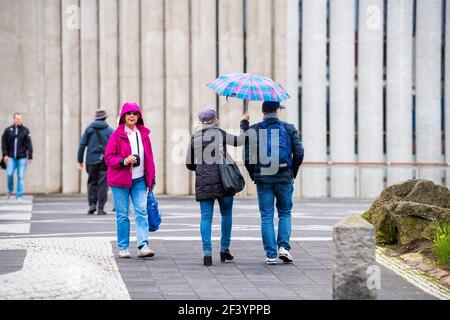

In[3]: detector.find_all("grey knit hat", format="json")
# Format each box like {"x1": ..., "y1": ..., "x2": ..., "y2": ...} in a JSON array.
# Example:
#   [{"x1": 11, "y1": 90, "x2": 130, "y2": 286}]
[{"x1": 197, "y1": 107, "x2": 217, "y2": 122}]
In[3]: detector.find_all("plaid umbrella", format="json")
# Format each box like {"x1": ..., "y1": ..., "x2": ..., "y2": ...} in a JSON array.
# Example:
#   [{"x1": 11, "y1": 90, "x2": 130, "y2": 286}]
[{"x1": 207, "y1": 73, "x2": 290, "y2": 113}]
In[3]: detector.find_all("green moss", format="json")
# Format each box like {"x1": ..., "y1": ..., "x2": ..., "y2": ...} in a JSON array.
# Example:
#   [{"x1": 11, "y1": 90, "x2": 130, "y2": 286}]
[{"x1": 361, "y1": 210, "x2": 372, "y2": 222}]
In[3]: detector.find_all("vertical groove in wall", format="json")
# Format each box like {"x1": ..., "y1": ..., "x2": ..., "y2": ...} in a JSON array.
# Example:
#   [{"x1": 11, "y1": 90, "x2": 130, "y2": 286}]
[
  {"x1": 216, "y1": 0, "x2": 220, "y2": 115},
  {"x1": 117, "y1": 0, "x2": 120, "y2": 113},
  {"x1": 139, "y1": 0, "x2": 142, "y2": 109},
  {"x1": 270, "y1": 0, "x2": 275, "y2": 79},
  {"x1": 412, "y1": 0, "x2": 417, "y2": 159},
  {"x1": 78, "y1": 0, "x2": 82, "y2": 192},
  {"x1": 243, "y1": 0, "x2": 247, "y2": 73},
  {"x1": 383, "y1": 0, "x2": 386, "y2": 157},
  {"x1": 59, "y1": 1, "x2": 64, "y2": 192},
  {"x1": 188, "y1": 0, "x2": 193, "y2": 194},
  {"x1": 97, "y1": 0, "x2": 100, "y2": 110},
  {"x1": 441, "y1": 0, "x2": 446, "y2": 158},
  {"x1": 162, "y1": 0, "x2": 167, "y2": 194},
  {"x1": 354, "y1": 0, "x2": 358, "y2": 157}
]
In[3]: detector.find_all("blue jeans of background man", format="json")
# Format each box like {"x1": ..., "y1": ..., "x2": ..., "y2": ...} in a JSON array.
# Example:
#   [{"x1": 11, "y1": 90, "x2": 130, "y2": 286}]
[
  {"x1": 199, "y1": 196, "x2": 233, "y2": 255},
  {"x1": 111, "y1": 176, "x2": 149, "y2": 250},
  {"x1": 256, "y1": 183, "x2": 293, "y2": 259},
  {"x1": 6, "y1": 157, "x2": 28, "y2": 198}
]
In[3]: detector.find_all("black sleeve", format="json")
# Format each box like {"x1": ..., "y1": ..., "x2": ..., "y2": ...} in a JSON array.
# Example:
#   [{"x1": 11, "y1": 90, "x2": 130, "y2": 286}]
[
  {"x1": 1, "y1": 129, "x2": 7, "y2": 157},
  {"x1": 288, "y1": 125, "x2": 304, "y2": 179},
  {"x1": 185, "y1": 136, "x2": 196, "y2": 171},
  {"x1": 243, "y1": 126, "x2": 256, "y2": 181},
  {"x1": 26, "y1": 128, "x2": 33, "y2": 160},
  {"x1": 224, "y1": 119, "x2": 250, "y2": 147}
]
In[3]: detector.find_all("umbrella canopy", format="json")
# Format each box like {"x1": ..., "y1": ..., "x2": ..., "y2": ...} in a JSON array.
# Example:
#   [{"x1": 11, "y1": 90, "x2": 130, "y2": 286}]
[{"x1": 208, "y1": 73, "x2": 290, "y2": 103}]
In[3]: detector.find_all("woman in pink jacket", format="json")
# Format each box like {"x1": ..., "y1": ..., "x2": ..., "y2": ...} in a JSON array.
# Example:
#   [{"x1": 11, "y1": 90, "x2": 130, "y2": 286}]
[{"x1": 105, "y1": 102, "x2": 156, "y2": 259}]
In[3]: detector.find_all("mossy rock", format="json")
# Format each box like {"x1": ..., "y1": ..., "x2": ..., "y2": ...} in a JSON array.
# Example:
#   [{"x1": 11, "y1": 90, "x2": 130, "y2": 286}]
[{"x1": 363, "y1": 179, "x2": 450, "y2": 246}]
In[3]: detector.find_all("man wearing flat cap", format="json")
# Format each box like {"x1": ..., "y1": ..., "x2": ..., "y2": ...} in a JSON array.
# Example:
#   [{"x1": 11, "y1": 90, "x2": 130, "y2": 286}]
[{"x1": 77, "y1": 109, "x2": 114, "y2": 215}]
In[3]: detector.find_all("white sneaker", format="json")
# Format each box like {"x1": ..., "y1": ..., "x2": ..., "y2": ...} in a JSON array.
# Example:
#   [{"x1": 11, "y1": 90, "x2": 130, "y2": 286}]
[
  {"x1": 16, "y1": 197, "x2": 23, "y2": 202},
  {"x1": 265, "y1": 257, "x2": 277, "y2": 265},
  {"x1": 6, "y1": 192, "x2": 11, "y2": 200},
  {"x1": 137, "y1": 244, "x2": 155, "y2": 258},
  {"x1": 278, "y1": 247, "x2": 293, "y2": 263},
  {"x1": 119, "y1": 249, "x2": 131, "y2": 258}
]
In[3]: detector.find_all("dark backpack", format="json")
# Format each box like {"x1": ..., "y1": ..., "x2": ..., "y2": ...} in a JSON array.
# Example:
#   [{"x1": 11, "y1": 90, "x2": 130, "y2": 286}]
[{"x1": 256, "y1": 120, "x2": 292, "y2": 171}]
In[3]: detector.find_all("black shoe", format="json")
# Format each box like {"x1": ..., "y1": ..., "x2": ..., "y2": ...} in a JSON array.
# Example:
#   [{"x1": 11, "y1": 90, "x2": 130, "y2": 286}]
[
  {"x1": 97, "y1": 208, "x2": 107, "y2": 215},
  {"x1": 87, "y1": 206, "x2": 96, "y2": 215},
  {"x1": 220, "y1": 250, "x2": 234, "y2": 263},
  {"x1": 203, "y1": 255, "x2": 212, "y2": 266}
]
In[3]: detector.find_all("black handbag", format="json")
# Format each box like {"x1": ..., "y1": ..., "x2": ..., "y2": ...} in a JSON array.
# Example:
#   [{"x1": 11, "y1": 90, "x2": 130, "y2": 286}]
[
  {"x1": 218, "y1": 149, "x2": 245, "y2": 193},
  {"x1": 0, "y1": 157, "x2": 6, "y2": 170}
]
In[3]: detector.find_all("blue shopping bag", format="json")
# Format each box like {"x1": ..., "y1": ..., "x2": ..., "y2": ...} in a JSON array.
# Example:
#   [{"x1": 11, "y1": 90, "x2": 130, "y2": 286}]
[{"x1": 147, "y1": 189, "x2": 161, "y2": 232}]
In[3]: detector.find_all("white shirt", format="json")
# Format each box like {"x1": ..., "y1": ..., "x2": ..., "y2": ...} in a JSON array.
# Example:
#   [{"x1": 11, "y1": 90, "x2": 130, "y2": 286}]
[{"x1": 126, "y1": 127, "x2": 145, "y2": 180}]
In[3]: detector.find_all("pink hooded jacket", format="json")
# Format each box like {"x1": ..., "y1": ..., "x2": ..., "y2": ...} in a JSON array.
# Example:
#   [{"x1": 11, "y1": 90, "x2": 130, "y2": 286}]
[{"x1": 104, "y1": 103, "x2": 156, "y2": 188}]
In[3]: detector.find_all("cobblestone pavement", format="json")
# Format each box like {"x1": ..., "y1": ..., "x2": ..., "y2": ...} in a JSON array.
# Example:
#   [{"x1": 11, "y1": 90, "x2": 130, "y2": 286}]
[{"x1": 0, "y1": 195, "x2": 438, "y2": 300}]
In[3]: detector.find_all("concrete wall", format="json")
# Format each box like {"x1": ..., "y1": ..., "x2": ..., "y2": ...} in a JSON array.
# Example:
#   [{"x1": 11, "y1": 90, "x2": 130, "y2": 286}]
[{"x1": 0, "y1": 0, "x2": 448, "y2": 198}]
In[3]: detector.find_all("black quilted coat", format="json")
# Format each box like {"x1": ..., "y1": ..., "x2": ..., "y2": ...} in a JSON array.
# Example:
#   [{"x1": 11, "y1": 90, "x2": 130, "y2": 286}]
[{"x1": 186, "y1": 120, "x2": 249, "y2": 201}]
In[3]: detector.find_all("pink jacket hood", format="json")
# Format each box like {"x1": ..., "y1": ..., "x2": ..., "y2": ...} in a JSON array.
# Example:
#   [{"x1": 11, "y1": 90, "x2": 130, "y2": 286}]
[{"x1": 119, "y1": 102, "x2": 145, "y2": 125}]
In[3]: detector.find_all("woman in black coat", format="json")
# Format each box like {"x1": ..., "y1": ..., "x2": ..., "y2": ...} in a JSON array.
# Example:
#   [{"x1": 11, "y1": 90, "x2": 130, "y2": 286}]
[{"x1": 186, "y1": 107, "x2": 249, "y2": 266}]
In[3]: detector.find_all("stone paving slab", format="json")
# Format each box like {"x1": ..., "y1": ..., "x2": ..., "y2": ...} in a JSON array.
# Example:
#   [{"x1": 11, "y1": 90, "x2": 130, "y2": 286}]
[{"x1": 0, "y1": 195, "x2": 440, "y2": 300}]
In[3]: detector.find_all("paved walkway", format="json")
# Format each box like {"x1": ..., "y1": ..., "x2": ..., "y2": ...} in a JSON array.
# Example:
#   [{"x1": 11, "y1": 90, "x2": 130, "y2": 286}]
[{"x1": 0, "y1": 195, "x2": 438, "y2": 300}]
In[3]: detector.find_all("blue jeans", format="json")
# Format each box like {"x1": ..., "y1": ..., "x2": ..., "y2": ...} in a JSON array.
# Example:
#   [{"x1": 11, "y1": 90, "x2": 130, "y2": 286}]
[
  {"x1": 111, "y1": 177, "x2": 149, "y2": 250},
  {"x1": 6, "y1": 157, "x2": 28, "y2": 198},
  {"x1": 256, "y1": 183, "x2": 293, "y2": 259},
  {"x1": 199, "y1": 196, "x2": 234, "y2": 255}
]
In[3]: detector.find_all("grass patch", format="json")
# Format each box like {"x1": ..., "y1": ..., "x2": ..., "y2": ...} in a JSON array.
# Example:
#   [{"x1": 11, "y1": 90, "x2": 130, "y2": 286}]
[
  {"x1": 430, "y1": 220, "x2": 450, "y2": 265},
  {"x1": 377, "y1": 224, "x2": 396, "y2": 245}
]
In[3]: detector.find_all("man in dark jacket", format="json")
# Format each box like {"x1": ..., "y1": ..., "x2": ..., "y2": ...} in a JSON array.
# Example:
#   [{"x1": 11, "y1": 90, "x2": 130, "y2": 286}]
[
  {"x1": 243, "y1": 101, "x2": 304, "y2": 265},
  {"x1": 2, "y1": 113, "x2": 33, "y2": 201},
  {"x1": 78, "y1": 109, "x2": 114, "y2": 215}
]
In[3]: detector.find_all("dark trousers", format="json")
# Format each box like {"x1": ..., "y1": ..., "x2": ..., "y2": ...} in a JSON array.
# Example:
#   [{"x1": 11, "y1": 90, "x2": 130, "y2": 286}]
[{"x1": 86, "y1": 162, "x2": 108, "y2": 209}]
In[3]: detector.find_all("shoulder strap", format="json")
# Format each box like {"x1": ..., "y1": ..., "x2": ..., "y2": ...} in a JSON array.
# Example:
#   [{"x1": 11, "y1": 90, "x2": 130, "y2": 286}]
[{"x1": 136, "y1": 132, "x2": 140, "y2": 154}]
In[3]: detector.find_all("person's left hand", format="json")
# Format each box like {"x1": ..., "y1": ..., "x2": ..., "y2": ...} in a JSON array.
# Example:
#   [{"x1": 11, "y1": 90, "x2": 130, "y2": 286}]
[
  {"x1": 28, "y1": 159, "x2": 33, "y2": 165},
  {"x1": 151, "y1": 179, "x2": 156, "y2": 190}
]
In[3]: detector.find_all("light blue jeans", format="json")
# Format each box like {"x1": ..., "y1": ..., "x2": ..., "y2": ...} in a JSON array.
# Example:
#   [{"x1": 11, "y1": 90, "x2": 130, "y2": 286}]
[
  {"x1": 199, "y1": 196, "x2": 233, "y2": 255},
  {"x1": 111, "y1": 177, "x2": 149, "y2": 250},
  {"x1": 6, "y1": 157, "x2": 28, "y2": 198},
  {"x1": 256, "y1": 183, "x2": 293, "y2": 259}
]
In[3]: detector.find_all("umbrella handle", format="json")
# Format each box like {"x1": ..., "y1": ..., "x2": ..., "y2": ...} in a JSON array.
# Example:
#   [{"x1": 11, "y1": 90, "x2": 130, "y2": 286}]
[{"x1": 243, "y1": 100, "x2": 249, "y2": 114}]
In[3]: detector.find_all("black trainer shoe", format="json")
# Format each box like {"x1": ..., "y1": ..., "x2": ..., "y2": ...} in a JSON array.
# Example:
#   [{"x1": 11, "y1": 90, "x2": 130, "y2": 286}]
[
  {"x1": 220, "y1": 250, "x2": 234, "y2": 262},
  {"x1": 203, "y1": 255, "x2": 212, "y2": 266},
  {"x1": 87, "y1": 206, "x2": 96, "y2": 214},
  {"x1": 97, "y1": 208, "x2": 107, "y2": 215}
]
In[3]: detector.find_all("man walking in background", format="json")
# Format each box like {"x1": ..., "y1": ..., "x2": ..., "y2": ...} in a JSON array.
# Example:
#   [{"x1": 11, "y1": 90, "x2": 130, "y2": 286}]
[
  {"x1": 244, "y1": 101, "x2": 304, "y2": 265},
  {"x1": 2, "y1": 112, "x2": 33, "y2": 201},
  {"x1": 78, "y1": 109, "x2": 113, "y2": 215}
]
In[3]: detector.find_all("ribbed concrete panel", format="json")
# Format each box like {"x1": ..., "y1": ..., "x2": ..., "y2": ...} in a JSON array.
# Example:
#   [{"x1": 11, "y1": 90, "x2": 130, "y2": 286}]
[
  {"x1": 446, "y1": 0, "x2": 450, "y2": 187},
  {"x1": 415, "y1": 0, "x2": 443, "y2": 184},
  {"x1": 0, "y1": 0, "x2": 20, "y2": 193},
  {"x1": 386, "y1": 0, "x2": 413, "y2": 187},
  {"x1": 141, "y1": 0, "x2": 165, "y2": 194},
  {"x1": 190, "y1": 0, "x2": 217, "y2": 195},
  {"x1": 245, "y1": 0, "x2": 273, "y2": 196},
  {"x1": 62, "y1": 0, "x2": 81, "y2": 193},
  {"x1": 80, "y1": 0, "x2": 99, "y2": 194},
  {"x1": 329, "y1": 0, "x2": 356, "y2": 198},
  {"x1": 301, "y1": 0, "x2": 328, "y2": 198},
  {"x1": 358, "y1": 0, "x2": 384, "y2": 198},
  {"x1": 273, "y1": 0, "x2": 300, "y2": 197},
  {"x1": 14, "y1": 1, "x2": 46, "y2": 193},
  {"x1": 119, "y1": 0, "x2": 140, "y2": 104},
  {"x1": 99, "y1": 0, "x2": 119, "y2": 122},
  {"x1": 218, "y1": 0, "x2": 246, "y2": 194},
  {"x1": 164, "y1": 0, "x2": 191, "y2": 195},
  {"x1": 44, "y1": 0, "x2": 62, "y2": 192}
]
